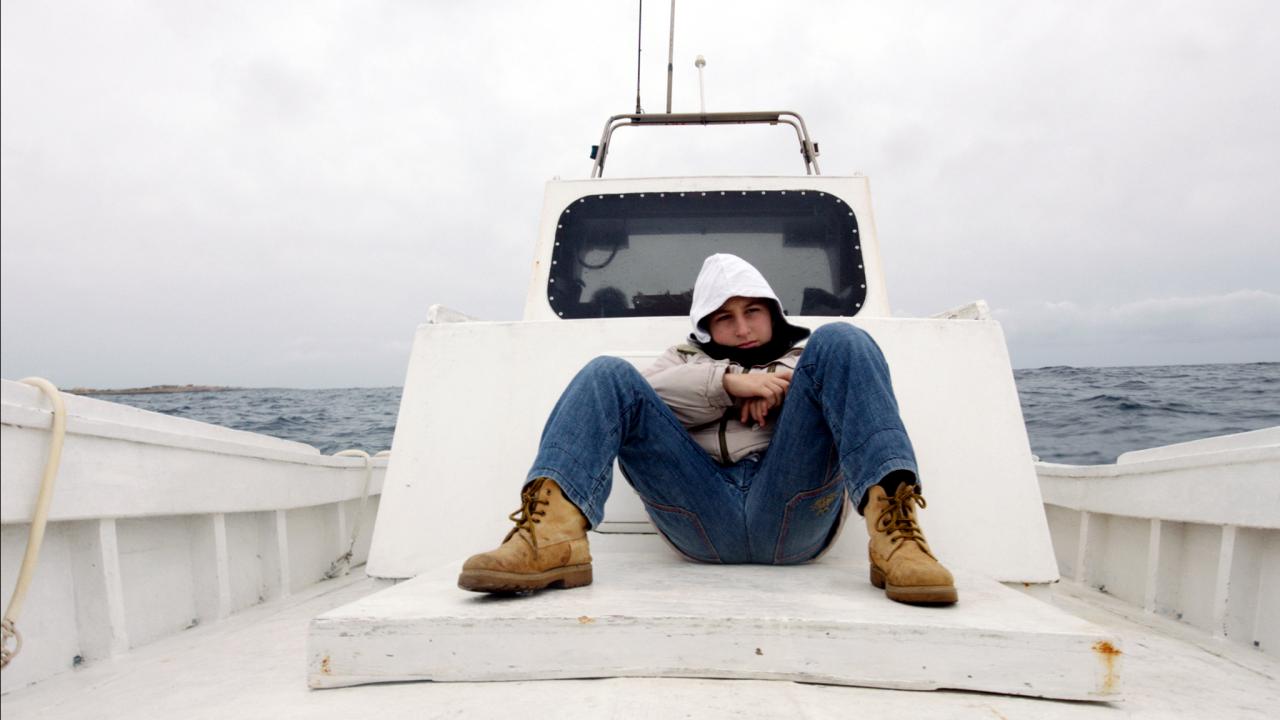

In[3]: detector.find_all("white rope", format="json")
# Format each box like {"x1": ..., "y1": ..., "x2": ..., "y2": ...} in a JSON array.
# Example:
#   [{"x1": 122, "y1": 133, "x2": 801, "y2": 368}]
[
  {"x1": 2, "y1": 378, "x2": 68, "y2": 671},
  {"x1": 324, "y1": 449, "x2": 387, "y2": 579}
]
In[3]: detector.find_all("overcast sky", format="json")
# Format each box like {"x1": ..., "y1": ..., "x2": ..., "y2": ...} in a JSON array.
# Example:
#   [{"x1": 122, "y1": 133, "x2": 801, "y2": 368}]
[{"x1": 3, "y1": 0, "x2": 1277, "y2": 388}]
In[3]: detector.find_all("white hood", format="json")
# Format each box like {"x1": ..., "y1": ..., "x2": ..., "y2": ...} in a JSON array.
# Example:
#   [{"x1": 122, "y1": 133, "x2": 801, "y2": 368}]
[{"x1": 689, "y1": 254, "x2": 787, "y2": 343}]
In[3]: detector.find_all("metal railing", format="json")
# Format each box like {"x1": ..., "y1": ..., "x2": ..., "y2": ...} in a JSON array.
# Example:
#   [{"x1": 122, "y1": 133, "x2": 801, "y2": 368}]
[{"x1": 590, "y1": 110, "x2": 822, "y2": 178}]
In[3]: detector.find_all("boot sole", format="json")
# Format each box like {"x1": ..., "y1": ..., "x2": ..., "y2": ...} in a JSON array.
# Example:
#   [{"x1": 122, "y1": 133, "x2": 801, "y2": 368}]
[
  {"x1": 870, "y1": 564, "x2": 958, "y2": 605},
  {"x1": 457, "y1": 563, "x2": 593, "y2": 593}
]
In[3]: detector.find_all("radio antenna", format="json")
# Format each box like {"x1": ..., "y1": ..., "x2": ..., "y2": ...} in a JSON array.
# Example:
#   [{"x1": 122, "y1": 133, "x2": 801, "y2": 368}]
[
  {"x1": 665, "y1": 0, "x2": 676, "y2": 113},
  {"x1": 634, "y1": 1, "x2": 644, "y2": 114},
  {"x1": 695, "y1": 55, "x2": 706, "y2": 113}
]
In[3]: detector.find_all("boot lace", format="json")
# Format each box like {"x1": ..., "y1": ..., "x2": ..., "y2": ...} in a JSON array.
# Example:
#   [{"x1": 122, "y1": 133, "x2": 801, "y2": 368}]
[
  {"x1": 504, "y1": 479, "x2": 550, "y2": 548},
  {"x1": 874, "y1": 483, "x2": 935, "y2": 560}
]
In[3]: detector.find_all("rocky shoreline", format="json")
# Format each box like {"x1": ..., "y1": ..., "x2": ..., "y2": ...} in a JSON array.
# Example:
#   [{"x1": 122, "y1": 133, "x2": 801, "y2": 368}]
[{"x1": 68, "y1": 384, "x2": 241, "y2": 396}]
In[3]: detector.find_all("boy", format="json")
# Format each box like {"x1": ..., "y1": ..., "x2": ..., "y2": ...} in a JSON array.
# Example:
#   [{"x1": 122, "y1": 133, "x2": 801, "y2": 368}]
[{"x1": 459, "y1": 253, "x2": 956, "y2": 605}]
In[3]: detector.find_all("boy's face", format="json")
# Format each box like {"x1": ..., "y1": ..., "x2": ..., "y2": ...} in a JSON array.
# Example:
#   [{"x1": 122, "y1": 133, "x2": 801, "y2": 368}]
[{"x1": 707, "y1": 296, "x2": 774, "y2": 348}]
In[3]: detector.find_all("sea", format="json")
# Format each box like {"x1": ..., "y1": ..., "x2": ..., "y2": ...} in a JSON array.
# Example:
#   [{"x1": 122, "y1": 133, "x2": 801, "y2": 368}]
[{"x1": 94, "y1": 362, "x2": 1278, "y2": 465}]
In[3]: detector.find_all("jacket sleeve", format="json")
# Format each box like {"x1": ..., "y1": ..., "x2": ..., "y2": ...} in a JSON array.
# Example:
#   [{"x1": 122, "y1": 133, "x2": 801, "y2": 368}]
[{"x1": 642, "y1": 347, "x2": 735, "y2": 426}]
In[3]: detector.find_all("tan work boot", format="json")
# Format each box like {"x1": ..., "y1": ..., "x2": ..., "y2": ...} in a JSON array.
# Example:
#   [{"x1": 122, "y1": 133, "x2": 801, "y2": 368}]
[
  {"x1": 865, "y1": 482, "x2": 958, "y2": 605},
  {"x1": 457, "y1": 478, "x2": 593, "y2": 593}
]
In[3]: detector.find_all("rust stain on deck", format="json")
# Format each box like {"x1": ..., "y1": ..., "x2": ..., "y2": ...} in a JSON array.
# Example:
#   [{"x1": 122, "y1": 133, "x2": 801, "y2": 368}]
[
  {"x1": 320, "y1": 655, "x2": 331, "y2": 674},
  {"x1": 577, "y1": 616, "x2": 595, "y2": 624},
  {"x1": 1092, "y1": 641, "x2": 1121, "y2": 692}
]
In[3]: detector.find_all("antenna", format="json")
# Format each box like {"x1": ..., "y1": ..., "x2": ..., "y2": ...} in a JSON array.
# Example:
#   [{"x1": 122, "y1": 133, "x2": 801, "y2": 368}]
[
  {"x1": 695, "y1": 55, "x2": 706, "y2": 113},
  {"x1": 635, "y1": 1, "x2": 643, "y2": 114},
  {"x1": 665, "y1": 0, "x2": 676, "y2": 113}
]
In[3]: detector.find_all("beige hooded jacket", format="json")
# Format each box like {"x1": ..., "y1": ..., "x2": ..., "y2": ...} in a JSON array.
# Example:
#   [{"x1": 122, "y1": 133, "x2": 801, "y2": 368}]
[
  {"x1": 642, "y1": 344, "x2": 802, "y2": 464},
  {"x1": 642, "y1": 254, "x2": 808, "y2": 464}
]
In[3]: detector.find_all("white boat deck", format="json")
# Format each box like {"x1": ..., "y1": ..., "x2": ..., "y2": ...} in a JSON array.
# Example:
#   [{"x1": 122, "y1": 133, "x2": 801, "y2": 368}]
[{"x1": 4, "y1": 551, "x2": 1276, "y2": 718}]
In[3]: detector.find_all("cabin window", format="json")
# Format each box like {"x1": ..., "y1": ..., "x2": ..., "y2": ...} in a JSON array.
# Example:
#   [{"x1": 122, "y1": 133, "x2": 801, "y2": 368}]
[{"x1": 548, "y1": 190, "x2": 866, "y2": 319}]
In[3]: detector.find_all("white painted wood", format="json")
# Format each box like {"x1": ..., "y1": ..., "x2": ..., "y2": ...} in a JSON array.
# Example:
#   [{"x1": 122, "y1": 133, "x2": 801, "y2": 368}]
[
  {"x1": 213, "y1": 513, "x2": 231, "y2": 620},
  {"x1": 1118, "y1": 426, "x2": 1279, "y2": 464},
  {"x1": 285, "y1": 505, "x2": 341, "y2": 592},
  {"x1": 1227, "y1": 527, "x2": 1271, "y2": 645},
  {"x1": 1, "y1": 383, "x2": 386, "y2": 689},
  {"x1": 1038, "y1": 445, "x2": 1280, "y2": 529},
  {"x1": 97, "y1": 519, "x2": 129, "y2": 656},
  {"x1": 1145, "y1": 518, "x2": 1161, "y2": 613},
  {"x1": 425, "y1": 303, "x2": 478, "y2": 323},
  {"x1": 930, "y1": 299, "x2": 992, "y2": 320},
  {"x1": 1213, "y1": 525, "x2": 1236, "y2": 638},
  {"x1": 66, "y1": 521, "x2": 119, "y2": 661},
  {"x1": 1090, "y1": 514, "x2": 1149, "y2": 607},
  {"x1": 66, "y1": 519, "x2": 129, "y2": 658},
  {"x1": 369, "y1": 316, "x2": 1058, "y2": 583},
  {"x1": 275, "y1": 510, "x2": 291, "y2": 599},
  {"x1": 1, "y1": 380, "x2": 388, "y2": 523},
  {"x1": 1176, "y1": 523, "x2": 1223, "y2": 631},
  {"x1": 188, "y1": 515, "x2": 222, "y2": 625},
  {"x1": 1253, "y1": 541, "x2": 1274, "y2": 652},
  {"x1": 0, "y1": 523, "x2": 79, "y2": 694},
  {"x1": 1152, "y1": 519, "x2": 1185, "y2": 618},
  {"x1": 335, "y1": 502, "x2": 348, "y2": 556},
  {"x1": 311, "y1": 537, "x2": 1118, "y2": 700},
  {"x1": 117, "y1": 516, "x2": 202, "y2": 647},
  {"x1": 1042, "y1": 504, "x2": 1080, "y2": 577},
  {"x1": 1075, "y1": 510, "x2": 1090, "y2": 583},
  {"x1": 1039, "y1": 432, "x2": 1280, "y2": 656},
  {"x1": 9, "y1": 571, "x2": 1280, "y2": 719}
]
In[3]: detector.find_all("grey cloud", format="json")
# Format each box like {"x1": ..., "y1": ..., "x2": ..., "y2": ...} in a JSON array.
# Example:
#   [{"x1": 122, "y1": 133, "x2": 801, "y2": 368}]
[{"x1": 996, "y1": 290, "x2": 1280, "y2": 367}]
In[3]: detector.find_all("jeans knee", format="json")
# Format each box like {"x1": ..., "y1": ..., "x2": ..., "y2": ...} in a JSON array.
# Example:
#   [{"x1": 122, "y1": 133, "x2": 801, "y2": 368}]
[
  {"x1": 809, "y1": 323, "x2": 876, "y2": 355},
  {"x1": 581, "y1": 355, "x2": 642, "y2": 384},
  {"x1": 803, "y1": 324, "x2": 888, "y2": 377}
]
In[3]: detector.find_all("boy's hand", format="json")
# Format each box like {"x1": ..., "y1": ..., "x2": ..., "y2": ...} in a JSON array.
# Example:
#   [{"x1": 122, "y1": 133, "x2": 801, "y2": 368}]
[
  {"x1": 740, "y1": 397, "x2": 773, "y2": 428},
  {"x1": 724, "y1": 369, "x2": 793, "y2": 427},
  {"x1": 723, "y1": 369, "x2": 792, "y2": 403}
]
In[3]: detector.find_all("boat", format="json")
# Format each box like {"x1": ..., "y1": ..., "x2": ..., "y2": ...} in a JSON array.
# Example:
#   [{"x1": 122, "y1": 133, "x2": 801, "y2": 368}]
[{"x1": 3, "y1": 63, "x2": 1277, "y2": 720}]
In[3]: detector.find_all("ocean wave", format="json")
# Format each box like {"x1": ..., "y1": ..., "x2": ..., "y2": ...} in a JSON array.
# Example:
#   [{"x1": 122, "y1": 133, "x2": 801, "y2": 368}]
[{"x1": 1014, "y1": 362, "x2": 1279, "y2": 463}]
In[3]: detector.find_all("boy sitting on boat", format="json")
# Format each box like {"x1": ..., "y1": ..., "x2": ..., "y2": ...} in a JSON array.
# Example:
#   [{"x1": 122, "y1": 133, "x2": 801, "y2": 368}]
[{"x1": 458, "y1": 253, "x2": 956, "y2": 605}]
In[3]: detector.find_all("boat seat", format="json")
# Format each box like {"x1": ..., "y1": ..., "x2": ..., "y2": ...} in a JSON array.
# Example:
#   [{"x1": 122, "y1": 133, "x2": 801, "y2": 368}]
[{"x1": 309, "y1": 533, "x2": 1120, "y2": 700}]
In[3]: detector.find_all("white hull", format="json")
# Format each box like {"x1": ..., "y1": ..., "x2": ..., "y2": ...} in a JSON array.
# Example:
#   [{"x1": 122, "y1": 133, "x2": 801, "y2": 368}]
[
  {"x1": 0, "y1": 380, "x2": 384, "y2": 693},
  {"x1": 1039, "y1": 427, "x2": 1280, "y2": 656}
]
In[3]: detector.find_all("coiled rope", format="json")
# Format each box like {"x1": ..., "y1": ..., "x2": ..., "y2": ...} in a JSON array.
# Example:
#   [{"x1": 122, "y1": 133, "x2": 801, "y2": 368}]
[
  {"x1": 323, "y1": 449, "x2": 387, "y2": 579},
  {"x1": 2, "y1": 378, "x2": 68, "y2": 671}
]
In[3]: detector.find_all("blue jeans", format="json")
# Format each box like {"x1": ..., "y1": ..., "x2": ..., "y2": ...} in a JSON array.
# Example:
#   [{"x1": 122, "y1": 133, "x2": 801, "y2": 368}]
[{"x1": 526, "y1": 323, "x2": 919, "y2": 565}]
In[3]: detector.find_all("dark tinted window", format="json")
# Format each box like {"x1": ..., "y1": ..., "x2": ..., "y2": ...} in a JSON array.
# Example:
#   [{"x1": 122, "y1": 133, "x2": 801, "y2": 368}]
[{"x1": 548, "y1": 190, "x2": 865, "y2": 319}]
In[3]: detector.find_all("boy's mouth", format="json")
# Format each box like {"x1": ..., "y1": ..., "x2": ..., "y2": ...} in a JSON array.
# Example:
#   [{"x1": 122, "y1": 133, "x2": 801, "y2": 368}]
[{"x1": 738, "y1": 340, "x2": 759, "y2": 348}]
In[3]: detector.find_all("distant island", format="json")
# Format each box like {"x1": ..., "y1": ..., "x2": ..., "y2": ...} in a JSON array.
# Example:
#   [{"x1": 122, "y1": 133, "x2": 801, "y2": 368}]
[{"x1": 67, "y1": 384, "x2": 241, "y2": 396}]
